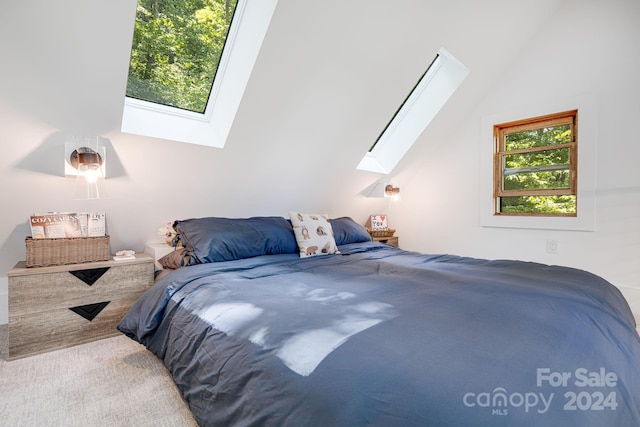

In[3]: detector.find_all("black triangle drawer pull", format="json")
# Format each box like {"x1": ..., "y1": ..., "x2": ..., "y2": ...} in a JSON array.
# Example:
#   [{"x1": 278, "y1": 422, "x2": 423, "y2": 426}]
[
  {"x1": 69, "y1": 267, "x2": 110, "y2": 286},
  {"x1": 69, "y1": 301, "x2": 110, "y2": 321}
]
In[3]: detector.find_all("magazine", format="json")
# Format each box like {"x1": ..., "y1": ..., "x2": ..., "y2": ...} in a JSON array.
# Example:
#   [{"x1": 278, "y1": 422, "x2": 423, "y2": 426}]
[
  {"x1": 29, "y1": 212, "x2": 106, "y2": 239},
  {"x1": 85, "y1": 212, "x2": 106, "y2": 237}
]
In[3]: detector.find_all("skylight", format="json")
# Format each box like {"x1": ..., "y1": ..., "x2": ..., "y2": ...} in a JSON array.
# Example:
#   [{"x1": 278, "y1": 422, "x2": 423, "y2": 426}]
[
  {"x1": 357, "y1": 48, "x2": 469, "y2": 174},
  {"x1": 126, "y1": 0, "x2": 239, "y2": 114},
  {"x1": 121, "y1": 0, "x2": 278, "y2": 147}
]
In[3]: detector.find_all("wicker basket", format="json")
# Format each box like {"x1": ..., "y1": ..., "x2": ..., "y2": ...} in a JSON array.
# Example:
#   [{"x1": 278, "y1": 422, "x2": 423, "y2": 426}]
[
  {"x1": 25, "y1": 235, "x2": 110, "y2": 267},
  {"x1": 366, "y1": 228, "x2": 396, "y2": 238}
]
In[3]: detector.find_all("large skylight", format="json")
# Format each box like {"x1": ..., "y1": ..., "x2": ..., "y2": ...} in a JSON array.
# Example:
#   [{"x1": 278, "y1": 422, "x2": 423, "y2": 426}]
[
  {"x1": 121, "y1": 0, "x2": 278, "y2": 147},
  {"x1": 357, "y1": 48, "x2": 469, "y2": 174},
  {"x1": 126, "y1": 0, "x2": 239, "y2": 113}
]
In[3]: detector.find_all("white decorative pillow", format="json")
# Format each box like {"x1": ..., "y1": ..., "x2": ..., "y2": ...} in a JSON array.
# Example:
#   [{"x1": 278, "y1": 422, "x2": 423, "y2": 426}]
[{"x1": 289, "y1": 211, "x2": 340, "y2": 258}]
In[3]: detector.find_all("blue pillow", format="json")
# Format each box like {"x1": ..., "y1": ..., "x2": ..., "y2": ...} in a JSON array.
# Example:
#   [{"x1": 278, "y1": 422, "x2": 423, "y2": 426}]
[
  {"x1": 173, "y1": 216, "x2": 298, "y2": 263},
  {"x1": 329, "y1": 217, "x2": 372, "y2": 246}
]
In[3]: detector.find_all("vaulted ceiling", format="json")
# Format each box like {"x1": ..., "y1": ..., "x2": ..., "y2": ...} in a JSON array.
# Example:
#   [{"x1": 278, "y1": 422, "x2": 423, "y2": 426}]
[{"x1": 1, "y1": 0, "x2": 566, "y2": 170}]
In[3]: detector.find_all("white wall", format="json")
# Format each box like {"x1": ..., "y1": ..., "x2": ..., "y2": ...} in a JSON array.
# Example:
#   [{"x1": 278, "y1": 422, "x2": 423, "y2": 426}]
[{"x1": 395, "y1": 0, "x2": 640, "y2": 312}]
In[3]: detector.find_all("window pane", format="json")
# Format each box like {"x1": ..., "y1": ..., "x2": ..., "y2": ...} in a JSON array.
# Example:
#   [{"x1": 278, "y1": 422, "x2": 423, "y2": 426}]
[
  {"x1": 505, "y1": 124, "x2": 571, "y2": 151},
  {"x1": 503, "y1": 148, "x2": 570, "y2": 190},
  {"x1": 126, "y1": 0, "x2": 238, "y2": 113},
  {"x1": 500, "y1": 195, "x2": 576, "y2": 215},
  {"x1": 503, "y1": 169, "x2": 570, "y2": 191}
]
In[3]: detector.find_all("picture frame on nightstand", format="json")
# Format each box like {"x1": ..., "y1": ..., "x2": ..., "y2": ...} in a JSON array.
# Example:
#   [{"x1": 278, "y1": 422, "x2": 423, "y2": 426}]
[
  {"x1": 364, "y1": 215, "x2": 397, "y2": 247},
  {"x1": 366, "y1": 214, "x2": 388, "y2": 231}
]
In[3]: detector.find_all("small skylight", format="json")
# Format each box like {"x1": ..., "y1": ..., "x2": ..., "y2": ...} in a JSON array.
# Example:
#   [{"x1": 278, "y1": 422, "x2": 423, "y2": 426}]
[
  {"x1": 121, "y1": 0, "x2": 279, "y2": 148},
  {"x1": 357, "y1": 48, "x2": 469, "y2": 174}
]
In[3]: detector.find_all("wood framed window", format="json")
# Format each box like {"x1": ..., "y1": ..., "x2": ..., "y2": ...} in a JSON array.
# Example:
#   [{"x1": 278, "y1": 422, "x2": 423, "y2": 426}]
[{"x1": 494, "y1": 110, "x2": 577, "y2": 217}]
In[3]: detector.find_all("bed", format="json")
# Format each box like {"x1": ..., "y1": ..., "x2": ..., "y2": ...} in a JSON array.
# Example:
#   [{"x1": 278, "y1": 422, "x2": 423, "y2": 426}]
[{"x1": 118, "y1": 215, "x2": 640, "y2": 426}]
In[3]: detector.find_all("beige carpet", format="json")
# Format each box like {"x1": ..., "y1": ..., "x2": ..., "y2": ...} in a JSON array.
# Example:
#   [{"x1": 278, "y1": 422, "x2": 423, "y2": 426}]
[{"x1": 0, "y1": 325, "x2": 197, "y2": 426}]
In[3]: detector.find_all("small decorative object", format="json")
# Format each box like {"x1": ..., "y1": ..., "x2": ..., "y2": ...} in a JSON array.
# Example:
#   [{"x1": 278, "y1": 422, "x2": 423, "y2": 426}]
[
  {"x1": 113, "y1": 249, "x2": 136, "y2": 261},
  {"x1": 367, "y1": 215, "x2": 388, "y2": 231},
  {"x1": 365, "y1": 215, "x2": 395, "y2": 238},
  {"x1": 157, "y1": 221, "x2": 177, "y2": 245}
]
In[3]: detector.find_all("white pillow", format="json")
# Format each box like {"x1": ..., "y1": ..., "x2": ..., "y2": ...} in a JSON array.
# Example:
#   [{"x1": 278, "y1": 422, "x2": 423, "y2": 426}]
[{"x1": 289, "y1": 211, "x2": 340, "y2": 258}]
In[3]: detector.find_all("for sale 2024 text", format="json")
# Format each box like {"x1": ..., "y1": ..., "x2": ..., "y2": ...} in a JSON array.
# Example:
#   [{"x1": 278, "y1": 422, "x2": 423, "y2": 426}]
[
  {"x1": 463, "y1": 367, "x2": 618, "y2": 416},
  {"x1": 537, "y1": 367, "x2": 618, "y2": 411}
]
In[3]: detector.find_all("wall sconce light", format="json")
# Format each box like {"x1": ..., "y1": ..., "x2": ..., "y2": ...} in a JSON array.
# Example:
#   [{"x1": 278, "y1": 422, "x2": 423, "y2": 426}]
[
  {"x1": 384, "y1": 184, "x2": 401, "y2": 203},
  {"x1": 364, "y1": 181, "x2": 401, "y2": 202},
  {"x1": 65, "y1": 139, "x2": 107, "y2": 199},
  {"x1": 384, "y1": 184, "x2": 400, "y2": 197}
]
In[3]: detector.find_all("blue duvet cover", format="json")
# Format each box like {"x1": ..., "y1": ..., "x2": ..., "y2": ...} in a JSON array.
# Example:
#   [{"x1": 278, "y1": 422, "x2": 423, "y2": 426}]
[{"x1": 118, "y1": 242, "x2": 640, "y2": 426}]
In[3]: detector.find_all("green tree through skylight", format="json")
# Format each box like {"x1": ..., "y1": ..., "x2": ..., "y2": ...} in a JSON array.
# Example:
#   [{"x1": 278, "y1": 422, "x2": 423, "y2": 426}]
[{"x1": 126, "y1": 0, "x2": 238, "y2": 113}]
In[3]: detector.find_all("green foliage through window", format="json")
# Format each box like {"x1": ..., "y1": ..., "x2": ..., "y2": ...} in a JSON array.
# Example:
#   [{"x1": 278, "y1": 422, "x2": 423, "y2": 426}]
[
  {"x1": 499, "y1": 195, "x2": 576, "y2": 214},
  {"x1": 504, "y1": 148, "x2": 570, "y2": 190},
  {"x1": 494, "y1": 111, "x2": 577, "y2": 216},
  {"x1": 126, "y1": 0, "x2": 239, "y2": 113}
]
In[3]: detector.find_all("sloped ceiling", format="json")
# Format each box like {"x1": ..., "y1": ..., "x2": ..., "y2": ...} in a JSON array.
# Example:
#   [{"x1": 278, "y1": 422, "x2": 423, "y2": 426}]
[
  {"x1": 234, "y1": 0, "x2": 566, "y2": 171},
  {"x1": 1, "y1": 0, "x2": 564, "y2": 149},
  {"x1": 0, "y1": 0, "x2": 565, "y2": 218}
]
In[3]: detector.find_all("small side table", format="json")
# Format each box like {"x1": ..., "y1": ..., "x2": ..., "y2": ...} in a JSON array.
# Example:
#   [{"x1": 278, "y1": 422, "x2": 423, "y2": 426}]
[
  {"x1": 371, "y1": 235, "x2": 399, "y2": 247},
  {"x1": 145, "y1": 242, "x2": 176, "y2": 270}
]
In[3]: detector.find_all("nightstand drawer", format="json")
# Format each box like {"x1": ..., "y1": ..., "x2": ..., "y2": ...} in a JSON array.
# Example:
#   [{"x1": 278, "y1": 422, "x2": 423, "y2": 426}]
[
  {"x1": 8, "y1": 254, "x2": 154, "y2": 359},
  {"x1": 9, "y1": 262, "x2": 151, "y2": 313},
  {"x1": 372, "y1": 236, "x2": 399, "y2": 247},
  {"x1": 8, "y1": 298, "x2": 136, "y2": 358}
]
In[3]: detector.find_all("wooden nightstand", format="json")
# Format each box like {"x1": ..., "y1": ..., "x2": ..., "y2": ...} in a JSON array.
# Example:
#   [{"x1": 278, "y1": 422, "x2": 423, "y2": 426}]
[
  {"x1": 372, "y1": 236, "x2": 399, "y2": 247},
  {"x1": 7, "y1": 254, "x2": 154, "y2": 360}
]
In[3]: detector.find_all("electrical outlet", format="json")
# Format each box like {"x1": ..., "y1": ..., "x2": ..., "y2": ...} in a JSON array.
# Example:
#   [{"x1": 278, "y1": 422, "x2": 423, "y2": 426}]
[{"x1": 546, "y1": 239, "x2": 558, "y2": 254}]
